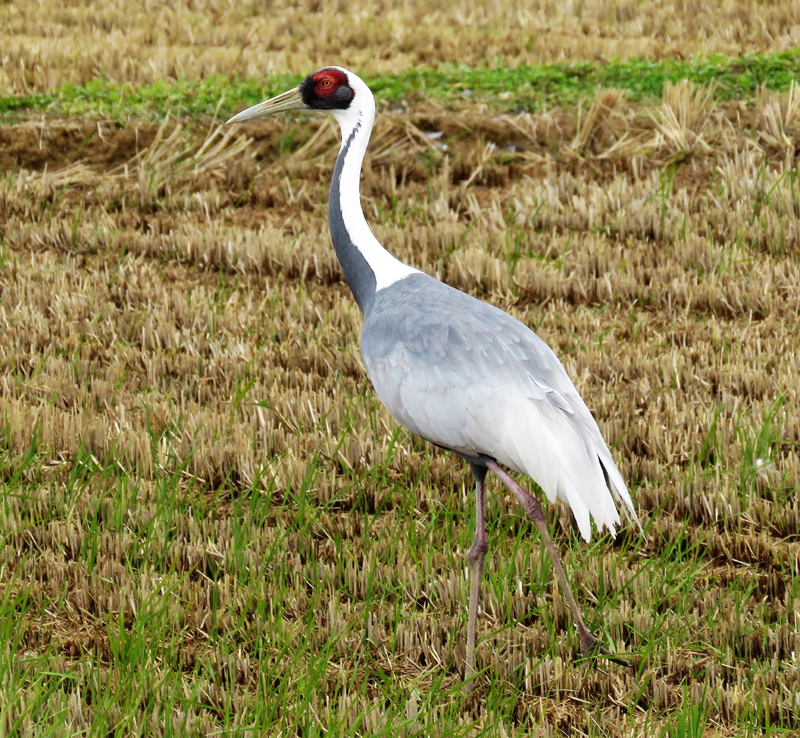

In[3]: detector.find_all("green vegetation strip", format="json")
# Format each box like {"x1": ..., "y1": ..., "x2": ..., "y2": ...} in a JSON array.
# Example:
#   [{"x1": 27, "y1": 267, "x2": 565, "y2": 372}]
[{"x1": 3, "y1": 50, "x2": 800, "y2": 120}]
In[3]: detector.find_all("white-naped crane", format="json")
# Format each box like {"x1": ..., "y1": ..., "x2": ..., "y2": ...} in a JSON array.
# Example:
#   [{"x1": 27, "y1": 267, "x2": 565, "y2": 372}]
[{"x1": 228, "y1": 67, "x2": 639, "y2": 692}]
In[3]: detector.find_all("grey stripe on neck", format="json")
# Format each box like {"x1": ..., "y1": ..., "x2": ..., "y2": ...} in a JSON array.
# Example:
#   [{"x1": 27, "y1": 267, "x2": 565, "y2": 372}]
[{"x1": 328, "y1": 121, "x2": 377, "y2": 315}]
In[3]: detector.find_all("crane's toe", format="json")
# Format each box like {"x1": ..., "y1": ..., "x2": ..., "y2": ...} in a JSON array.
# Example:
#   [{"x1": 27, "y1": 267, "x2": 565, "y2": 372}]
[{"x1": 579, "y1": 630, "x2": 631, "y2": 669}]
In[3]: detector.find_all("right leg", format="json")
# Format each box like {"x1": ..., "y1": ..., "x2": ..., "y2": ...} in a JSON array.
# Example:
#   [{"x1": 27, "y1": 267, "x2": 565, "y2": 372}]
[{"x1": 464, "y1": 462, "x2": 488, "y2": 693}]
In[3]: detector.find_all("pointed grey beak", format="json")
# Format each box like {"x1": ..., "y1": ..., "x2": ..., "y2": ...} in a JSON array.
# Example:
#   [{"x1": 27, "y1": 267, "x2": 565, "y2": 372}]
[{"x1": 226, "y1": 87, "x2": 307, "y2": 123}]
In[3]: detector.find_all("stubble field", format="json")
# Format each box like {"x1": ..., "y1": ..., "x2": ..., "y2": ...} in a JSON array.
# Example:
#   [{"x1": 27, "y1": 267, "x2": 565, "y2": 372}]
[{"x1": 1, "y1": 1, "x2": 800, "y2": 736}]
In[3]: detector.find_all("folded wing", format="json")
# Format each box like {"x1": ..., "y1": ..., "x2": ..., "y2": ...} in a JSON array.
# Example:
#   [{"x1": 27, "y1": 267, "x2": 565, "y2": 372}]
[{"x1": 362, "y1": 274, "x2": 638, "y2": 542}]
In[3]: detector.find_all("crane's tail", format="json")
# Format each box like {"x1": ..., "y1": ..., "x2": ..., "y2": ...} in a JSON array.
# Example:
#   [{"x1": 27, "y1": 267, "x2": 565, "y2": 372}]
[
  {"x1": 496, "y1": 397, "x2": 640, "y2": 542},
  {"x1": 597, "y1": 450, "x2": 642, "y2": 535}
]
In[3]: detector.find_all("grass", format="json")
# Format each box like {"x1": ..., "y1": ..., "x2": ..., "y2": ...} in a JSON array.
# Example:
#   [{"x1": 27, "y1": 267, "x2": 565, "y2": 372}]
[
  {"x1": 4, "y1": 50, "x2": 800, "y2": 121},
  {"x1": 1, "y1": 418, "x2": 795, "y2": 735},
  {"x1": 0, "y1": 447, "x2": 763, "y2": 736},
  {"x1": 2, "y1": 0, "x2": 800, "y2": 733},
  {"x1": 2, "y1": 88, "x2": 800, "y2": 733}
]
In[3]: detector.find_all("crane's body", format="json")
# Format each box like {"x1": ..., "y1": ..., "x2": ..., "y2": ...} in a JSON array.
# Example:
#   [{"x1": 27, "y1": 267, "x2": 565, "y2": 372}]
[
  {"x1": 229, "y1": 66, "x2": 638, "y2": 691},
  {"x1": 362, "y1": 273, "x2": 631, "y2": 541}
]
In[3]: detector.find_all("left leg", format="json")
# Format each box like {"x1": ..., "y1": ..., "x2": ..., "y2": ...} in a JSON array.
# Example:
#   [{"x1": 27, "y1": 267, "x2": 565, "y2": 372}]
[{"x1": 485, "y1": 460, "x2": 615, "y2": 659}]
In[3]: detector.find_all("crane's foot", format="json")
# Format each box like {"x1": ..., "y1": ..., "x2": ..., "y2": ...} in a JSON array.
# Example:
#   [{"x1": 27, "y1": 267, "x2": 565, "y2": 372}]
[
  {"x1": 578, "y1": 627, "x2": 631, "y2": 668},
  {"x1": 463, "y1": 675, "x2": 478, "y2": 695}
]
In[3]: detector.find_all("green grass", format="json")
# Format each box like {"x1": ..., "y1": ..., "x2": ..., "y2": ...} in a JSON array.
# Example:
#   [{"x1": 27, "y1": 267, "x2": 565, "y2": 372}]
[
  {"x1": 2, "y1": 60, "x2": 800, "y2": 733},
  {"x1": 3, "y1": 50, "x2": 800, "y2": 121},
  {"x1": 1, "y1": 399, "x2": 797, "y2": 735}
]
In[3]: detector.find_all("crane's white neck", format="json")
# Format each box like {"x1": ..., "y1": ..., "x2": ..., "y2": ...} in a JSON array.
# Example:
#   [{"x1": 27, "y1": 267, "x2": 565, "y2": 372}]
[{"x1": 327, "y1": 71, "x2": 419, "y2": 314}]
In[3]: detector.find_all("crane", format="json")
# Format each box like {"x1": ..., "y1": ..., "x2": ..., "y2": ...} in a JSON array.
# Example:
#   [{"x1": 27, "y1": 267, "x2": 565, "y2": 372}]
[{"x1": 228, "y1": 66, "x2": 639, "y2": 692}]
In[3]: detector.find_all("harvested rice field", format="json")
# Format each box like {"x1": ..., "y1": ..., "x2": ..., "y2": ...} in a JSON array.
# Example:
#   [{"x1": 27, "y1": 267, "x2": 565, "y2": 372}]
[{"x1": 1, "y1": 1, "x2": 800, "y2": 735}]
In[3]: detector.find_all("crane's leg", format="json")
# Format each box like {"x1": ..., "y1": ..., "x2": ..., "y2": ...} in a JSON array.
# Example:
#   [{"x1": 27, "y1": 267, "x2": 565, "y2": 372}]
[
  {"x1": 485, "y1": 460, "x2": 611, "y2": 660},
  {"x1": 464, "y1": 462, "x2": 488, "y2": 694}
]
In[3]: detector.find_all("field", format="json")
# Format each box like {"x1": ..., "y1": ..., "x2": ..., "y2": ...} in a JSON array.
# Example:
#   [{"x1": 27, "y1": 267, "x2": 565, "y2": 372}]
[{"x1": 1, "y1": 1, "x2": 800, "y2": 735}]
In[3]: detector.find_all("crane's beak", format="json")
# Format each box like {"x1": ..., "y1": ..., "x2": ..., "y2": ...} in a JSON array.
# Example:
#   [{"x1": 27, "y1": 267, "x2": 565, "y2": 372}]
[{"x1": 226, "y1": 87, "x2": 307, "y2": 123}]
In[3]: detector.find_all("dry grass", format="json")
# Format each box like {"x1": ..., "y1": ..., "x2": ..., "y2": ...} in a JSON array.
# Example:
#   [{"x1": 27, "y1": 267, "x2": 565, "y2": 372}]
[
  {"x1": 1, "y1": 80, "x2": 799, "y2": 733},
  {"x1": 4, "y1": 0, "x2": 800, "y2": 95}
]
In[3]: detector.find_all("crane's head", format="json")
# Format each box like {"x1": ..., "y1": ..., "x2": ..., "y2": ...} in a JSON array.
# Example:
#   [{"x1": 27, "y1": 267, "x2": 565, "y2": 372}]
[{"x1": 227, "y1": 67, "x2": 357, "y2": 124}]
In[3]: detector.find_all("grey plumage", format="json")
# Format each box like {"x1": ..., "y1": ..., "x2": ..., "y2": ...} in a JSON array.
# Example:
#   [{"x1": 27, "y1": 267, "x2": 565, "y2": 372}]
[{"x1": 362, "y1": 273, "x2": 635, "y2": 542}]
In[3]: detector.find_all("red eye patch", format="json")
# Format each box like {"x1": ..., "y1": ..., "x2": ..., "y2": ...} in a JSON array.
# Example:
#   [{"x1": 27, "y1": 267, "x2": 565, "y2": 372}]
[
  {"x1": 300, "y1": 67, "x2": 355, "y2": 110},
  {"x1": 312, "y1": 69, "x2": 348, "y2": 96}
]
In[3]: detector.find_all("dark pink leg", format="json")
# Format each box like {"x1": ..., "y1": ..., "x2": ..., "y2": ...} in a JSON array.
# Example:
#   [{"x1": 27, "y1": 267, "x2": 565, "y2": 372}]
[
  {"x1": 485, "y1": 460, "x2": 624, "y2": 663},
  {"x1": 464, "y1": 463, "x2": 487, "y2": 694}
]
